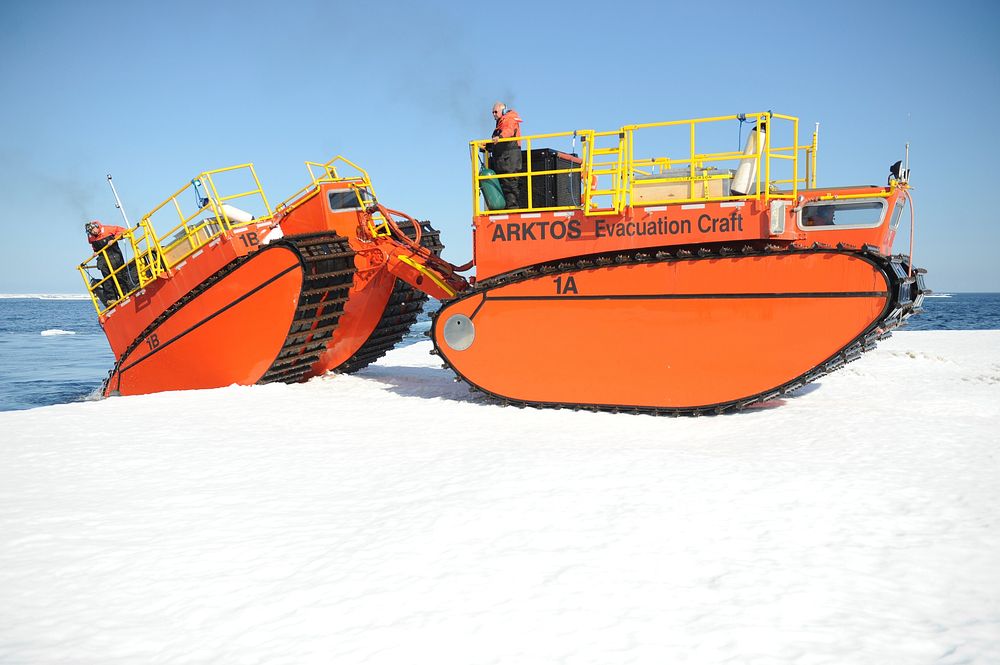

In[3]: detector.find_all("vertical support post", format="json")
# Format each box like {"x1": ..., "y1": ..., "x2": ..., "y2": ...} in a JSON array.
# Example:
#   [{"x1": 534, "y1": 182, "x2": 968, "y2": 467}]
[
  {"x1": 617, "y1": 130, "x2": 627, "y2": 212},
  {"x1": 811, "y1": 123, "x2": 819, "y2": 188},
  {"x1": 471, "y1": 142, "x2": 480, "y2": 216},
  {"x1": 763, "y1": 113, "x2": 772, "y2": 202},
  {"x1": 525, "y1": 136, "x2": 532, "y2": 211},
  {"x1": 792, "y1": 116, "x2": 799, "y2": 198},
  {"x1": 689, "y1": 120, "x2": 696, "y2": 200},
  {"x1": 626, "y1": 127, "x2": 635, "y2": 208}
]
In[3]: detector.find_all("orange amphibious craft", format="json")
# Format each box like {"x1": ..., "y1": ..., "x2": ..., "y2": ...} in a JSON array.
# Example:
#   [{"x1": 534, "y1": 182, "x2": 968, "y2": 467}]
[
  {"x1": 429, "y1": 111, "x2": 928, "y2": 414},
  {"x1": 80, "y1": 160, "x2": 462, "y2": 397}
]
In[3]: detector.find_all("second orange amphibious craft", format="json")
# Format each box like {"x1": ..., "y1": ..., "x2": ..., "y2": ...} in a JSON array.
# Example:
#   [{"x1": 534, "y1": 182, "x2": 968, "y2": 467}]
[
  {"x1": 79, "y1": 110, "x2": 926, "y2": 414},
  {"x1": 79, "y1": 159, "x2": 462, "y2": 398},
  {"x1": 430, "y1": 110, "x2": 927, "y2": 414}
]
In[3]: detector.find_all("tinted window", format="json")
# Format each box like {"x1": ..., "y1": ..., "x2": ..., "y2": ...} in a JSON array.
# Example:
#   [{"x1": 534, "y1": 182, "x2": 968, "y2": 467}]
[
  {"x1": 800, "y1": 200, "x2": 885, "y2": 228},
  {"x1": 328, "y1": 190, "x2": 361, "y2": 210}
]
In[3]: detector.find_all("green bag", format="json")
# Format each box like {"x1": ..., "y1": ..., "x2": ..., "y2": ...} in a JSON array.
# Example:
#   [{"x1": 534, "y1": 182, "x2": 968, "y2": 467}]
[{"x1": 479, "y1": 166, "x2": 506, "y2": 211}]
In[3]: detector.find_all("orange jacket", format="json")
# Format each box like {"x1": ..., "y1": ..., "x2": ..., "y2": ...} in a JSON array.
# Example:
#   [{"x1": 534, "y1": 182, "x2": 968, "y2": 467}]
[
  {"x1": 87, "y1": 223, "x2": 127, "y2": 249},
  {"x1": 492, "y1": 109, "x2": 523, "y2": 148}
]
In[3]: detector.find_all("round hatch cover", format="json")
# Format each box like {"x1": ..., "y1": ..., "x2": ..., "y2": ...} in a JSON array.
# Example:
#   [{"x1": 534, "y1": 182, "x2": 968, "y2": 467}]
[{"x1": 442, "y1": 314, "x2": 475, "y2": 351}]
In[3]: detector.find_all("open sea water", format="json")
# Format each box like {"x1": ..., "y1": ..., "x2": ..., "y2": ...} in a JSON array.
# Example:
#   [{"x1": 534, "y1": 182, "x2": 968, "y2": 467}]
[{"x1": 1, "y1": 293, "x2": 998, "y2": 412}]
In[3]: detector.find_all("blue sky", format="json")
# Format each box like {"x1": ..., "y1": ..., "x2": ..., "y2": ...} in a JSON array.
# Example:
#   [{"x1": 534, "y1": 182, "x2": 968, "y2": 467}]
[{"x1": 1, "y1": 0, "x2": 998, "y2": 293}]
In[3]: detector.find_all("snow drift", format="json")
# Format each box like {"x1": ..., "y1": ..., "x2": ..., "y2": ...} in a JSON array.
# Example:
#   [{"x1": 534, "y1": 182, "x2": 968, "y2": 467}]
[{"x1": 1, "y1": 331, "x2": 998, "y2": 664}]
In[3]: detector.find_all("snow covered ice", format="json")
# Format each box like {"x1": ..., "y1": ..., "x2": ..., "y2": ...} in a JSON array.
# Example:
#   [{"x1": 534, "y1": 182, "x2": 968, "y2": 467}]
[{"x1": 1, "y1": 331, "x2": 998, "y2": 664}]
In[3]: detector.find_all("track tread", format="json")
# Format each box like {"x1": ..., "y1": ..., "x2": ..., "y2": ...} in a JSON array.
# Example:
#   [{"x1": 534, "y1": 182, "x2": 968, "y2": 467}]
[{"x1": 258, "y1": 233, "x2": 356, "y2": 384}]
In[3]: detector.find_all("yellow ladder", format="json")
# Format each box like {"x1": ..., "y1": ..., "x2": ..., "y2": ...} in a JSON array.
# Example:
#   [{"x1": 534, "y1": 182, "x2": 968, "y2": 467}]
[{"x1": 582, "y1": 130, "x2": 628, "y2": 215}]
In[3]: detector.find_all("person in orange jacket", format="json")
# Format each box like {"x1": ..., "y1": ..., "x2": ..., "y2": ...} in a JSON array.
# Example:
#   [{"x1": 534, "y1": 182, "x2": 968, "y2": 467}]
[
  {"x1": 85, "y1": 220, "x2": 131, "y2": 302},
  {"x1": 487, "y1": 102, "x2": 523, "y2": 209},
  {"x1": 86, "y1": 220, "x2": 126, "y2": 250}
]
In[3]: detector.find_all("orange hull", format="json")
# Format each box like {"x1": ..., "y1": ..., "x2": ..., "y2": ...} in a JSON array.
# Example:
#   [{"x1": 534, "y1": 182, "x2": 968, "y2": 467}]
[
  {"x1": 434, "y1": 250, "x2": 901, "y2": 412},
  {"x1": 105, "y1": 244, "x2": 304, "y2": 396},
  {"x1": 94, "y1": 174, "x2": 444, "y2": 397}
]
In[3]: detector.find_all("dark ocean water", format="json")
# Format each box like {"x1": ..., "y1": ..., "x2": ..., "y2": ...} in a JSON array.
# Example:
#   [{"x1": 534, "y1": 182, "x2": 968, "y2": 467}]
[
  {"x1": 899, "y1": 293, "x2": 1000, "y2": 331},
  {"x1": 0, "y1": 293, "x2": 997, "y2": 412}
]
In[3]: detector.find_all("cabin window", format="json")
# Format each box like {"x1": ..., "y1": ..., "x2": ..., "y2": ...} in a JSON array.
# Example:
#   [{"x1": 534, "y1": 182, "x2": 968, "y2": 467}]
[
  {"x1": 327, "y1": 187, "x2": 375, "y2": 212},
  {"x1": 798, "y1": 200, "x2": 886, "y2": 230},
  {"x1": 328, "y1": 190, "x2": 362, "y2": 211}
]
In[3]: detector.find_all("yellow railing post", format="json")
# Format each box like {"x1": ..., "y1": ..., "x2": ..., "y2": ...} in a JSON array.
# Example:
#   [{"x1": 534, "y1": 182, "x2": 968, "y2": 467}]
[
  {"x1": 580, "y1": 132, "x2": 591, "y2": 212},
  {"x1": 792, "y1": 116, "x2": 799, "y2": 197},
  {"x1": 525, "y1": 135, "x2": 533, "y2": 210},
  {"x1": 471, "y1": 142, "x2": 480, "y2": 215},
  {"x1": 617, "y1": 130, "x2": 626, "y2": 212},
  {"x1": 754, "y1": 113, "x2": 762, "y2": 199},
  {"x1": 689, "y1": 121, "x2": 696, "y2": 200},
  {"x1": 764, "y1": 112, "x2": 771, "y2": 202},
  {"x1": 626, "y1": 127, "x2": 634, "y2": 206},
  {"x1": 145, "y1": 217, "x2": 162, "y2": 283}
]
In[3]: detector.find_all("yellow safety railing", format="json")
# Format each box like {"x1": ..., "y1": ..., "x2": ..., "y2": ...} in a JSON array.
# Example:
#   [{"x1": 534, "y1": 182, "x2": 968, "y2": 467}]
[
  {"x1": 77, "y1": 226, "x2": 143, "y2": 316},
  {"x1": 471, "y1": 112, "x2": 819, "y2": 216},
  {"x1": 471, "y1": 129, "x2": 594, "y2": 216},
  {"x1": 79, "y1": 163, "x2": 272, "y2": 315}
]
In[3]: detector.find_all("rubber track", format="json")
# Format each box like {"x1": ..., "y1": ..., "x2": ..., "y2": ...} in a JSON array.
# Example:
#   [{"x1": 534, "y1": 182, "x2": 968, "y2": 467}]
[
  {"x1": 336, "y1": 220, "x2": 445, "y2": 374},
  {"x1": 430, "y1": 241, "x2": 930, "y2": 416},
  {"x1": 258, "y1": 233, "x2": 356, "y2": 384}
]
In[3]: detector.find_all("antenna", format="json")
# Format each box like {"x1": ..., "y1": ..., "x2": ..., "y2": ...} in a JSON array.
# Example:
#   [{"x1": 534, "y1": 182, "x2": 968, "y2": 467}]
[
  {"x1": 106, "y1": 174, "x2": 131, "y2": 227},
  {"x1": 903, "y1": 112, "x2": 911, "y2": 182}
]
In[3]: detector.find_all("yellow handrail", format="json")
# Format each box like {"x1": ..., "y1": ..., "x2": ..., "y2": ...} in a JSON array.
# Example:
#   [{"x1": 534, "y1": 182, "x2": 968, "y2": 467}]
[
  {"x1": 79, "y1": 163, "x2": 273, "y2": 315},
  {"x1": 472, "y1": 129, "x2": 594, "y2": 215},
  {"x1": 470, "y1": 111, "x2": 819, "y2": 216}
]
